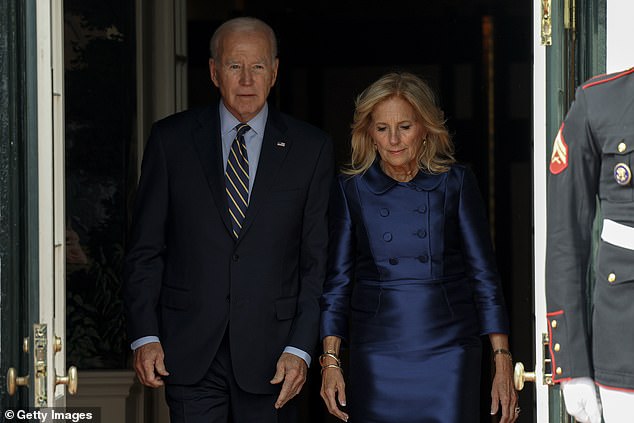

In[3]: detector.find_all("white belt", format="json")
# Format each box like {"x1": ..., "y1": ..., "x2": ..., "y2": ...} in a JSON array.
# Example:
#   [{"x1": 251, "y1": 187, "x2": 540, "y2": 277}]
[{"x1": 601, "y1": 219, "x2": 634, "y2": 251}]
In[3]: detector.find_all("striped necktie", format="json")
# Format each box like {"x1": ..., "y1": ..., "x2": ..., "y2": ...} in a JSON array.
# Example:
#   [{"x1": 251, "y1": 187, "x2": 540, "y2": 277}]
[{"x1": 225, "y1": 123, "x2": 251, "y2": 238}]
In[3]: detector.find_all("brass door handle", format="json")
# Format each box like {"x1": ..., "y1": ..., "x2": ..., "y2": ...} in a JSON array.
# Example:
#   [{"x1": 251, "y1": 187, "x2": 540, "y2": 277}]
[
  {"x1": 7, "y1": 367, "x2": 29, "y2": 395},
  {"x1": 55, "y1": 366, "x2": 78, "y2": 395},
  {"x1": 514, "y1": 362, "x2": 536, "y2": 391}
]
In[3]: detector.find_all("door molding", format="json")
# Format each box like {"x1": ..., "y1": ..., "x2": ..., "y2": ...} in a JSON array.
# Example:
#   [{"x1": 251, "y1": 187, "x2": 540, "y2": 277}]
[
  {"x1": 34, "y1": 0, "x2": 68, "y2": 405},
  {"x1": 532, "y1": 0, "x2": 549, "y2": 420}
]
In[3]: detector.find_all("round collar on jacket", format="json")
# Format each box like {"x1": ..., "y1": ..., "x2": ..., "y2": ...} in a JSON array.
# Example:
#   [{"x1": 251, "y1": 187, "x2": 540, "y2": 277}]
[{"x1": 361, "y1": 159, "x2": 446, "y2": 195}]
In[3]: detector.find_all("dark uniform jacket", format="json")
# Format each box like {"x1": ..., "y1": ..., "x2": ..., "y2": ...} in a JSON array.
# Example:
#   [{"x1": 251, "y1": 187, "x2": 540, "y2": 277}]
[{"x1": 546, "y1": 67, "x2": 634, "y2": 390}]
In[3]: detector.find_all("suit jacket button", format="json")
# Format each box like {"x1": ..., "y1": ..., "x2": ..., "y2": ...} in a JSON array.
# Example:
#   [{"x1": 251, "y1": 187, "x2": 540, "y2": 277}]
[
  {"x1": 380, "y1": 208, "x2": 390, "y2": 217},
  {"x1": 417, "y1": 229, "x2": 427, "y2": 238},
  {"x1": 232, "y1": 254, "x2": 240, "y2": 262},
  {"x1": 389, "y1": 258, "x2": 399, "y2": 265},
  {"x1": 418, "y1": 255, "x2": 429, "y2": 263},
  {"x1": 383, "y1": 232, "x2": 393, "y2": 242}
]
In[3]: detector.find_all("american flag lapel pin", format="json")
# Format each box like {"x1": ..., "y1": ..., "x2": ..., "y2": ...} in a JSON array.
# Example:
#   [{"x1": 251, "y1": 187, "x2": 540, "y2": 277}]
[{"x1": 276, "y1": 140, "x2": 286, "y2": 147}]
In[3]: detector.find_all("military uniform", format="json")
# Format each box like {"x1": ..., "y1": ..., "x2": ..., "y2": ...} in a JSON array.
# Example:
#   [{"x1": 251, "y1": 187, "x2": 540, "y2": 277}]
[{"x1": 546, "y1": 67, "x2": 634, "y2": 391}]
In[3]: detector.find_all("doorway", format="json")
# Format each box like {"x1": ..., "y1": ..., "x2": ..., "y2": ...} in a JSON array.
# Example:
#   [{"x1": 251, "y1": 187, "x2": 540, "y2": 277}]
[
  {"x1": 23, "y1": 0, "x2": 534, "y2": 420},
  {"x1": 187, "y1": 1, "x2": 533, "y2": 421}
]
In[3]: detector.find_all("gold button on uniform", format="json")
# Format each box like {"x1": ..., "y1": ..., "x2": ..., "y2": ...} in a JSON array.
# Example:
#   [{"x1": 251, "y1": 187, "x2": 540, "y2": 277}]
[
  {"x1": 554, "y1": 343, "x2": 560, "y2": 352},
  {"x1": 618, "y1": 142, "x2": 627, "y2": 153},
  {"x1": 551, "y1": 320, "x2": 557, "y2": 328},
  {"x1": 608, "y1": 273, "x2": 616, "y2": 283},
  {"x1": 556, "y1": 367, "x2": 563, "y2": 375}
]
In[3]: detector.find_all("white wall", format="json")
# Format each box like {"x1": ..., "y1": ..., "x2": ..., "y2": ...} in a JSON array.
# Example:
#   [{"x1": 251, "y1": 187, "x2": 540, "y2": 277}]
[{"x1": 606, "y1": 0, "x2": 634, "y2": 73}]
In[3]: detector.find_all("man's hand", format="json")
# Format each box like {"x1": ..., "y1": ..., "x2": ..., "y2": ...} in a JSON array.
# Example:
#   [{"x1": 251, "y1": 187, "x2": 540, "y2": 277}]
[
  {"x1": 133, "y1": 342, "x2": 170, "y2": 388},
  {"x1": 270, "y1": 352, "x2": 307, "y2": 409},
  {"x1": 561, "y1": 377, "x2": 602, "y2": 423}
]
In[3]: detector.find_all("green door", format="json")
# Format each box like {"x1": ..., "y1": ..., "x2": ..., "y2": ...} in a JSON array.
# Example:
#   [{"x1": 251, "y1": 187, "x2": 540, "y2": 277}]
[
  {"x1": 0, "y1": 0, "x2": 39, "y2": 410},
  {"x1": 544, "y1": 0, "x2": 605, "y2": 421},
  {"x1": 1, "y1": 0, "x2": 73, "y2": 411}
]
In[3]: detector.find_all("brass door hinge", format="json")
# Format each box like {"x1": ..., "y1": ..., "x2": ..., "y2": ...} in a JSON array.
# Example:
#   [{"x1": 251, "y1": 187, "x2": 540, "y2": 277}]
[{"x1": 541, "y1": 0, "x2": 553, "y2": 46}]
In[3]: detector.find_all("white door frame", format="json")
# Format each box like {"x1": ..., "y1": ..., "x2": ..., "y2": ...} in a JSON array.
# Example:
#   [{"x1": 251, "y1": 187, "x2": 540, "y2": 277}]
[{"x1": 35, "y1": 0, "x2": 68, "y2": 406}]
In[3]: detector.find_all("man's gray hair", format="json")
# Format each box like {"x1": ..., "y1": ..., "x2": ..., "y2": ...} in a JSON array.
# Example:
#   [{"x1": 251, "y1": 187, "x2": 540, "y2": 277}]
[{"x1": 209, "y1": 17, "x2": 278, "y2": 61}]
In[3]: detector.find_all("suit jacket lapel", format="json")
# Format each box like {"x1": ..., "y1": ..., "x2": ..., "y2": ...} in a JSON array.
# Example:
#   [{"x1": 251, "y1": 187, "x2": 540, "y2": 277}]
[
  {"x1": 192, "y1": 105, "x2": 233, "y2": 234},
  {"x1": 238, "y1": 108, "x2": 290, "y2": 241}
]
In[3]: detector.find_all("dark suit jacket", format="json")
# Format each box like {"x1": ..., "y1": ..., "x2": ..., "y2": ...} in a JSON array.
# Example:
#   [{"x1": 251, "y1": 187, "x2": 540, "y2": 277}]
[{"x1": 124, "y1": 103, "x2": 334, "y2": 393}]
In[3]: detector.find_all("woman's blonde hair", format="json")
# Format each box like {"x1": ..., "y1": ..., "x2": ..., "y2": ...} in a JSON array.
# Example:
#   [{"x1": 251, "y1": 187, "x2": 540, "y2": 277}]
[{"x1": 345, "y1": 72, "x2": 455, "y2": 175}]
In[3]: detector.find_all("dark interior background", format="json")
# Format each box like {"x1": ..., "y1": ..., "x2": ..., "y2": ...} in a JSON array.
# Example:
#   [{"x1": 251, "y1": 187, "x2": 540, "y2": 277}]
[
  {"x1": 62, "y1": 0, "x2": 535, "y2": 421},
  {"x1": 187, "y1": 1, "x2": 534, "y2": 421}
]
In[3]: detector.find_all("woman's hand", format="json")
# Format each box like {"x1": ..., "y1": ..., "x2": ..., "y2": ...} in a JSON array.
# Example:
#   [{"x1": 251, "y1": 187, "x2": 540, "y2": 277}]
[
  {"x1": 320, "y1": 366, "x2": 349, "y2": 421},
  {"x1": 319, "y1": 337, "x2": 348, "y2": 421},
  {"x1": 490, "y1": 352, "x2": 519, "y2": 423}
]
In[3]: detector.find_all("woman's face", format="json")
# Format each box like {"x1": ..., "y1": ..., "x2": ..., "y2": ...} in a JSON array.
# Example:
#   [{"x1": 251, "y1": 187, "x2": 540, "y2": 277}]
[{"x1": 369, "y1": 96, "x2": 426, "y2": 170}]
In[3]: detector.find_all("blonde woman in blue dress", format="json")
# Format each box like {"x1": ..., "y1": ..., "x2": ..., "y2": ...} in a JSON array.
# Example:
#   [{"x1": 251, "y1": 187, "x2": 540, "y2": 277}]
[{"x1": 319, "y1": 72, "x2": 518, "y2": 423}]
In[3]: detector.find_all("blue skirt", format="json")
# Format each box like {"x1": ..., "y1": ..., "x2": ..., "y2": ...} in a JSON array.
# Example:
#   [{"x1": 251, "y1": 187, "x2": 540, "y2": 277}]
[{"x1": 346, "y1": 278, "x2": 482, "y2": 423}]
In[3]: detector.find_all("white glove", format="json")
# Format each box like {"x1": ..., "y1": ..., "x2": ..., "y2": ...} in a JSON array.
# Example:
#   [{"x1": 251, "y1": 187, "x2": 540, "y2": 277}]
[{"x1": 561, "y1": 377, "x2": 602, "y2": 423}]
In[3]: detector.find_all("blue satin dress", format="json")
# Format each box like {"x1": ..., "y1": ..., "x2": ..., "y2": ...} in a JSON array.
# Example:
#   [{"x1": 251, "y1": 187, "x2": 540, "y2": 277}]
[{"x1": 320, "y1": 161, "x2": 509, "y2": 423}]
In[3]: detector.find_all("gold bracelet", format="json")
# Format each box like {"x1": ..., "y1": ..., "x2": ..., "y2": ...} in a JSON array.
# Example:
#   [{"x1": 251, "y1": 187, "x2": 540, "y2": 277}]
[
  {"x1": 319, "y1": 352, "x2": 341, "y2": 367},
  {"x1": 493, "y1": 348, "x2": 513, "y2": 361},
  {"x1": 320, "y1": 364, "x2": 343, "y2": 375}
]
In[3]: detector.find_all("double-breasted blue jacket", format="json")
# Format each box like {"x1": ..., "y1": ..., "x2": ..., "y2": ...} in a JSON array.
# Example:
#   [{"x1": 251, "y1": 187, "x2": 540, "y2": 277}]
[{"x1": 320, "y1": 160, "x2": 509, "y2": 342}]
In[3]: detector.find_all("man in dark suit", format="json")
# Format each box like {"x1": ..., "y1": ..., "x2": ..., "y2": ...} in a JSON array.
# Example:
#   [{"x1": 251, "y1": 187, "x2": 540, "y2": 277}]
[{"x1": 123, "y1": 17, "x2": 334, "y2": 422}]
